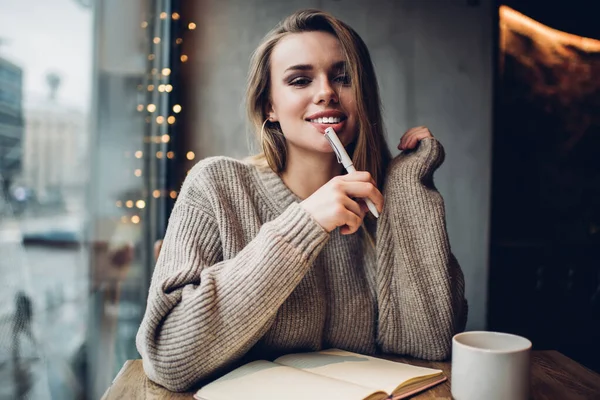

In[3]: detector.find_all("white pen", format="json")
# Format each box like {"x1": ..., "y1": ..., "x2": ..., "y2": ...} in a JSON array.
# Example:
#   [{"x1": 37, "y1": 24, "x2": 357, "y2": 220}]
[{"x1": 324, "y1": 127, "x2": 380, "y2": 219}]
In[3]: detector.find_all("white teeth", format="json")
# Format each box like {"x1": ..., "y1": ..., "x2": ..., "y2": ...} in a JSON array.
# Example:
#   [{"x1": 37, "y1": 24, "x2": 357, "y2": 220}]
[{"x1": 310, "y1": 117, "x2": 342, "y2": 124}]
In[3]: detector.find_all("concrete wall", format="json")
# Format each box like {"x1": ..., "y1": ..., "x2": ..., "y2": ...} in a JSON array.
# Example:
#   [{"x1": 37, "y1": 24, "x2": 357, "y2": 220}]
[{"x1": 182, "y1": 0, "x2": 493, "y2": 330}]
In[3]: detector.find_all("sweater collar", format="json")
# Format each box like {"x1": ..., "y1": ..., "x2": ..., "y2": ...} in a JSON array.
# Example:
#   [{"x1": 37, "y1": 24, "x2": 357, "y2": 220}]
[{"x1": 252, "y1": 161, "x2": 302, "y2": 213}]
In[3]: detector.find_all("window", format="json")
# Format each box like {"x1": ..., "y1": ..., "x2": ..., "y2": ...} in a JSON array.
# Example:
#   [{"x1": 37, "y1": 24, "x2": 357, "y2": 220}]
[{"x1": 0, "y1": 1, "x2": 185, "y2": 398}]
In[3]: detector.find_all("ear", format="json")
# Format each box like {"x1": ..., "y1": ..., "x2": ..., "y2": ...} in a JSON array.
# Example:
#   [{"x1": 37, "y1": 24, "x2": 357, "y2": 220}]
[{"x1": 266, "y1": 104, "x2": 278, "y2": 122}]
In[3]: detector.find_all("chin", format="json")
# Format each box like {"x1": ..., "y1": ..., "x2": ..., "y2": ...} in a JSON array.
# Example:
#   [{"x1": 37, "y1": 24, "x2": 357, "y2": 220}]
[{"x1": 316, "y1": 141, "x2": 337, "y2": 154}]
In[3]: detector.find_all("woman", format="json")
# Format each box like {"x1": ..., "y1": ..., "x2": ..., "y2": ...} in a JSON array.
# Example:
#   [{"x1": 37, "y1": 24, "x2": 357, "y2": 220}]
[{"x1": 136, "y1": 9, "x2": 467, "y2": 392}]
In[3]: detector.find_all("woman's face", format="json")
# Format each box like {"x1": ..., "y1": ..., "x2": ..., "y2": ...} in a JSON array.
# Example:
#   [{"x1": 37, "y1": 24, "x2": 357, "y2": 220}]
[{"x1": 268, "y1": 31, "x2": 358, "y2": 156}]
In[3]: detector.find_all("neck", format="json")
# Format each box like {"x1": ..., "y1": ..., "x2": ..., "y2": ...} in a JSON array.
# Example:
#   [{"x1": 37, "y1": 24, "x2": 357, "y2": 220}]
[{"x1": 280, "y1": 146, "x2": 343, "y2": 200}]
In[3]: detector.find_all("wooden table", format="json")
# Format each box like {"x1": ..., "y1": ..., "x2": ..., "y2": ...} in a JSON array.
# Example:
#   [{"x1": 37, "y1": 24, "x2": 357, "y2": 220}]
[{"x1": 102, "y1": 351, "x2": 600, "y2": 399}]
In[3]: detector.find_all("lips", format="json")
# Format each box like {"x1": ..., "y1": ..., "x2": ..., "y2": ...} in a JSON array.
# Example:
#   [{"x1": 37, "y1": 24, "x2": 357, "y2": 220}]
[
  {"x1": 305, "y1": 110, "x2": 347, "y2": 121},
  {"x1": 308, "y1": 120, "x2": 347, "y2": 134},
  {"x1": 305, "y1": 110, "x2": 347, "y2": 134}
]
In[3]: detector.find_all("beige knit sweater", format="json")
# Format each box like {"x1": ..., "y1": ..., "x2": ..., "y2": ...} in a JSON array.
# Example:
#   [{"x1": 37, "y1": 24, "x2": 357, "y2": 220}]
[{"x1": 136, "y1": 138, "x2": 467, "y2": 391}]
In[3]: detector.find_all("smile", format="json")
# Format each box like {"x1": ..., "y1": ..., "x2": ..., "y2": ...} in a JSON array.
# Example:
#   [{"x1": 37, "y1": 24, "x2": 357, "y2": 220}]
[
  {"x1": 308, "y1": 117, "x2": 343, "y2": 124},
  {"x1": 305, "y1": 110, "x2": 348, "y2": 134}
]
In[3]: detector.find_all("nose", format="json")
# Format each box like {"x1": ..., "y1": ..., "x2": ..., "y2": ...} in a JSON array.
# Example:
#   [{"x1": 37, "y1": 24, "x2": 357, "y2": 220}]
[{"x1": 313, "y1": 77, "x2": 339, "y2": 105}]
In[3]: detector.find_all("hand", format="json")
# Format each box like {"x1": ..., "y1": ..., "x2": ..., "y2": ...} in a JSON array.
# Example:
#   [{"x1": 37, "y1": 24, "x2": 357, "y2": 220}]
[
  {"x1": 300, "y1": 171, "x2": 384, "y2": 235},
  {"x1": 398, "y1": 126, "x2": 434, "y2": 151}
]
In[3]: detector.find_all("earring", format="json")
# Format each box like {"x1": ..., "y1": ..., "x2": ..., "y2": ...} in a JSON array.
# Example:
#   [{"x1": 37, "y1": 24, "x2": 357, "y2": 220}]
[
  {"x1": 261, "y1": 117, "x2": 284, "y2": 139},
  {"x1": 261, "y1": 118, "x2": 269, "y2": 142}
]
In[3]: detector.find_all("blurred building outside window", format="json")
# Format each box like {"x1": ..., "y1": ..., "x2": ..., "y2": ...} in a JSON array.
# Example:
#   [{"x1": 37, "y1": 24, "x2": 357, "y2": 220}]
[{"x1": 0, "y1": 0, "x2": 186, "y2": 398}]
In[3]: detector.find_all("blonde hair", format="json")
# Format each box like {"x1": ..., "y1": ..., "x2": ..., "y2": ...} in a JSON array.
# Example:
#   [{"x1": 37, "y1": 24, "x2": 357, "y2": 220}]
[{"x1": 246, "y1": 9, "x2": 391, "y2": 190}]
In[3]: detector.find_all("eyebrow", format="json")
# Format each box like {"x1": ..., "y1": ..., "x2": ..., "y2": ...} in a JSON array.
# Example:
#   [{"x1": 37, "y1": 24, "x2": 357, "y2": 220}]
[{"x1": 284, "y1": 60, "x2": 347, "y2": 73}]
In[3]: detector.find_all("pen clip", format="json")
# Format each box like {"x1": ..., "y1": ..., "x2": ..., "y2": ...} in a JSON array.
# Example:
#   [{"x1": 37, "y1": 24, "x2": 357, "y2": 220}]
[{"x1": 324, "y1": 134, "x2": 343, "y2": 164}]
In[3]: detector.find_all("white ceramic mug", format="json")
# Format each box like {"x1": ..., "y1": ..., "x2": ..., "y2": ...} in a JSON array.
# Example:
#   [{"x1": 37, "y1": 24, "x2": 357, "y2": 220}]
[{"x1": 451, "y1": 331, "x2": 532, "y2": 400}]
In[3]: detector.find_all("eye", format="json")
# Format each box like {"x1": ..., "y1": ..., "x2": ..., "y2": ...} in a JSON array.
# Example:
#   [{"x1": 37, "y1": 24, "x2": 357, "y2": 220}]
[
  {"x1": 334, "y1": 74, "x2": 351, "y2": 85},
  {"x1": 289, "y1": 77, "x2": 311, "y2": 87}
]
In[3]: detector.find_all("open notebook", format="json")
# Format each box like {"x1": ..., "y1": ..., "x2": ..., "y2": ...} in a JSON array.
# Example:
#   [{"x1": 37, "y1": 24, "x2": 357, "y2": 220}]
[{"x1": 194, "y1": 348, "x2": 446, "y2": 400}]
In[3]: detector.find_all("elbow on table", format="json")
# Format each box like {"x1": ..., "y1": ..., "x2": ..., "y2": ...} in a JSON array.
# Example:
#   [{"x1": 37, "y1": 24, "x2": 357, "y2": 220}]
[
  {"x1": 136, "y1": 334, "x2": 212, "y2": 392},
  {"x1": 141, "y1": 354, "x2": 205, "y2": 392}
]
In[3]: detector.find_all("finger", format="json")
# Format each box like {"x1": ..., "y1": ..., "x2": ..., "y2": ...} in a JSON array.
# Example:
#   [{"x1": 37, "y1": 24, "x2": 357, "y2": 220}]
[
  {"x1": 400, "y1": 131, "x2": 414, "y2": 149},
  {"x1": 339, "y1": 171, "x2": 374, "y2": 184},
  {"x1": 409, "y1": 130, "x2": 433, "y2": 149},
  {"x1": 400, "y1": 128, "x2": 422, "y2": 149},
  {"x1": 405, "y1": 128, "x2": 431, "y2": 149},
  {"x1": 410, "y1": 125, "x2": 427, "y2": 133},
  {"x1": 341, "y1": 196, "x2": 364, "y2": 219},
  {"x1": 405, "y1": 126, "x2": 427, "y2": 138},
  {"x1": 406, "y1": 134, "x2": 420, "y2": 150},
  {"x1": 341, "y1": 181, "x2": 384, "y2": 213},
  {"x1": 403, "y1": 126, "x2": 423, "y2": 138},
  {"x1": 399, "y1": 133, "x2": 407, "y2": 149},
  {"x1": 401, "y1": 131, "x2": 417, "y2": 149},
  {"x1": 415, "y1": 128, "x2": 431, "y2": 139},
  {"x1": 340, "y1": 209, "x2": 363, "y2": 235}
]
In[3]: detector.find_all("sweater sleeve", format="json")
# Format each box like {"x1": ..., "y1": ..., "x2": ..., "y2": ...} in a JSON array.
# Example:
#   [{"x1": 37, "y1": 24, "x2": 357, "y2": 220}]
[
  {"x1": 375, "y1": 138, "x2": 468, "y2": 360},
  {"x1": 136, "y1": 185, "x2": 329, "y2": 391}
]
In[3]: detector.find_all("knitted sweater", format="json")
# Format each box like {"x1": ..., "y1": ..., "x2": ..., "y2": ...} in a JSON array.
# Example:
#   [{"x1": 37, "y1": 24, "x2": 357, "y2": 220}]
[{"x1": 136, "y1": 138, "x2": 467, "y2": 391}]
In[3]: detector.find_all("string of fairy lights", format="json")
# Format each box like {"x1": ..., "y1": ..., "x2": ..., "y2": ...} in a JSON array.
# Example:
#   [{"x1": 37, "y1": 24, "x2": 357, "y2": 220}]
[{"x1": 115, "y1": 7, "x2": 197, "y2": 226}]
